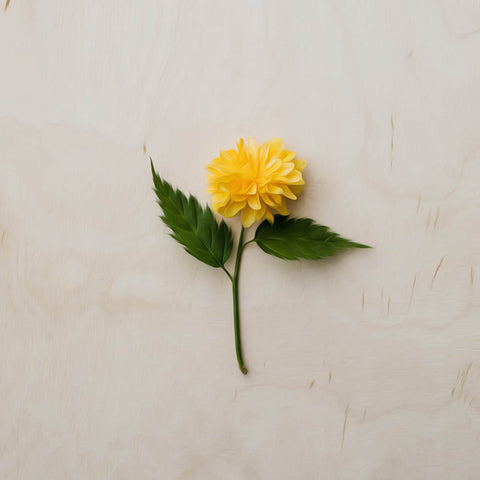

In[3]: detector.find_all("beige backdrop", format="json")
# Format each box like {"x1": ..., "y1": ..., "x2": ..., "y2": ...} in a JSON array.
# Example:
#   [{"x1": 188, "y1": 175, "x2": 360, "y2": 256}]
[{"x1": 1, "y1": 1, "x2": 480, "y2": 479}]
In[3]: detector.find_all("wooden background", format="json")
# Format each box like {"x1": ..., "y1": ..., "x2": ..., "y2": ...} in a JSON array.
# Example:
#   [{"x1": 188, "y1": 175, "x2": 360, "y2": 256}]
[{"x1": 1, "y1": 1, "x2": 479, "y2": 478}]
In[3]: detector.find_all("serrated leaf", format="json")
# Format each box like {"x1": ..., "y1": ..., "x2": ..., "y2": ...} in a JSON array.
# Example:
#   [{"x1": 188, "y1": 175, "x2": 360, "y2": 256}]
[
  {"x1": 151, "y1": 160, "x2": 233, "y2": 268},
  {"x1": 254, "y1": 215, "x2": 370, "y2": 260}
]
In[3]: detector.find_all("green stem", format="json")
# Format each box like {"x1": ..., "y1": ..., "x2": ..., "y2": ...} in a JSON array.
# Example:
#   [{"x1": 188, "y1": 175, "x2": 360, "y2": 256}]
[
  {"x1": 221, "y1": 265, "x2": 233, "y2": 282},
  {"x1": 232, "y1": 226, "x2": 248, "y2": 374}
]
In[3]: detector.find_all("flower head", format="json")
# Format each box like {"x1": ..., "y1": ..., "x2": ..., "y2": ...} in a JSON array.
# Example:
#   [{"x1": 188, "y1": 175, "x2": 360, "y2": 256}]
[{"x1": 206, "y1": 138, "x2": 306, "y2": 227}]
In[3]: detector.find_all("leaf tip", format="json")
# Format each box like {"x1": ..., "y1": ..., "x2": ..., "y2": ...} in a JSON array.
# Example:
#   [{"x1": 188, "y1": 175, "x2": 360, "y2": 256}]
[{"x1": 354, "y1": 243, "x2": 372, "y2": 249}]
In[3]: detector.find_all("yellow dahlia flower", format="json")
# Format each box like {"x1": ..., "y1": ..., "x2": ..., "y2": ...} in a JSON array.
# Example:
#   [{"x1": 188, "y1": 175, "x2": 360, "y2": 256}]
[{"x1": 206, "y1": 138, "x2": 306, "y2": 228}]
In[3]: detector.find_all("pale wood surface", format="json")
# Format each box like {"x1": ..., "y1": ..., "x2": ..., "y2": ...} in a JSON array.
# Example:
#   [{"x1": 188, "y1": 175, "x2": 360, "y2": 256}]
[{"x1": 1, "y1": 1, "x2": 480, "y2": 478}]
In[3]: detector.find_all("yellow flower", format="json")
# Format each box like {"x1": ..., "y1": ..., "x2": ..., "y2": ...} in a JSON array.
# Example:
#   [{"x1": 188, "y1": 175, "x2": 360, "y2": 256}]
[{"x1": 206, "y1": 138, "x2": 306, "y2": 227}]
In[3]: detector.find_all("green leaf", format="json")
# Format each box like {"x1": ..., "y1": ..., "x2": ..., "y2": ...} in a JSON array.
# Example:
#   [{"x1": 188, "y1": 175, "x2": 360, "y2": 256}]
[
  {"x1": 151, "y1": 160, "x2": 233, "y2": 268},
  {"x1": 254, "y1": 215, "x2": 370, "y2": 260}
]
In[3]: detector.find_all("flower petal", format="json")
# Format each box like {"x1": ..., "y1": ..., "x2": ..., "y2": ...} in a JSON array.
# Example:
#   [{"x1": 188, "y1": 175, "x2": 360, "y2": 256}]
[
  {"x1": 247, "y1": 138, "x2": 259, "y2": 175},
  {"x1": 260, "y1": 193, "x2": 276, "y2": 207},
  {"x1": 279, "y1": 150, "x2": 296, "y2": 161},
  {"x1": 247, "y1": 193, "x2": 262, "y2": 210},
  {"x1": 258, "y1": 144, "x2": 269, "y2": 167},
  {"x1": 254, "y1": 205, "x2": 266, "y2": 221},
  {"x1": 220, "y1": 149, "x2": 238, "y2": 164},
  {"x1": 266, "y1": 184, "x2": 284, "y2": 194},
  {"x1": 293, "y1": 158, "x2": 306, "y2": 170},
  {"x1": 245, "y1": 182, "x2": 257, "y2": 195},
  {"x1": 206, "y1": 164, "x2": 226, "y2": 175},
  {"x1": 276, "y1": 162, "x2": 295, "y2": 177},
  {"x1": 211, "y1": 191, "x2": 230, "y2": 208},
  {"x1": 264, "y1": 207, "x2": 274, "y2": 224},
  {"x1": 241, "y1": 206, "x2": 256, "y2": 227},
  {"x1": 290, "y1": 184, "x2": 304, "y2": 197},
  {"x1": 284, "y1": 170, "x2": 303, "y2": 183},
  {"x1": 267, "y1": 138, "x2": 284, "y2": 157},
  {"x1": 262, "y1": 158, "x2": 282, "y2": 177},
  {"x1": 281, "y1": 186, "x2": 297, "y2": 200},
  {"x1": 221, "y1": 201, "x2": 246, "y2": 217},
  {"x1": 236, "y1": 138, "x2": 245, "y2": 151},
  {"x1": 275, "y1": 198, "x2": 289, "y2": 216}
]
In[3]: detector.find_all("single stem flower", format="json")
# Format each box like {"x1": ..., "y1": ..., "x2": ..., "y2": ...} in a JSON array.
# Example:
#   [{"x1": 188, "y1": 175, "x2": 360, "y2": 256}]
[{"x1": 151, "y1": 138, "x2": 370, "y2": 375}]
